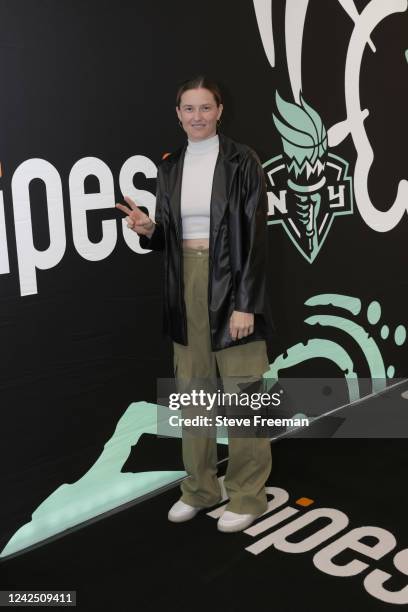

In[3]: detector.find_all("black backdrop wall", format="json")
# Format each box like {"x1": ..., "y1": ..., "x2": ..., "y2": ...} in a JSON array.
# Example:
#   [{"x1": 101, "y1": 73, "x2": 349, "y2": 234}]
[{"x1": 1, "y1": 0, "x2": 407, "y2": 557}]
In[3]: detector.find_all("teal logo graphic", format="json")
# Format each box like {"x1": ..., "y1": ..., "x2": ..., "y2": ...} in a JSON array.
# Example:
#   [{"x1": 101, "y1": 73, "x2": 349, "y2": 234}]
[
  {"x1": 264, "y1": 92, "x2": 353, "y2": 263},
  {"x1": 264, "y1": 293, "x2": 406, "y2": 400}
]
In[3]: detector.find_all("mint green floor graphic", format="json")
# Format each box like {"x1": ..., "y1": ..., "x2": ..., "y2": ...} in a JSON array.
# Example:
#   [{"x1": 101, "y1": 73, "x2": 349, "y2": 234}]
[
  {"x1": 1, "y1": 401, "x2": 228, "y2": 559},
  {"x1": 3, "y1": 294, "x2": 405, "y2": 559}
]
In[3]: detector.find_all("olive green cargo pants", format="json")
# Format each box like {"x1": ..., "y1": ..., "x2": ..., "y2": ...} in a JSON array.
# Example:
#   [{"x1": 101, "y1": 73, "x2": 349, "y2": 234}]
[{"x1": 173, "y1": 246, "x2": 272, "y2": 515}]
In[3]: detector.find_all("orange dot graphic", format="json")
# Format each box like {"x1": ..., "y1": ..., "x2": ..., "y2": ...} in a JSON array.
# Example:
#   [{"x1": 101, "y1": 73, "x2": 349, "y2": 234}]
[{"x1": 296, "y1": 497, "x2": 314, "y2": 506}]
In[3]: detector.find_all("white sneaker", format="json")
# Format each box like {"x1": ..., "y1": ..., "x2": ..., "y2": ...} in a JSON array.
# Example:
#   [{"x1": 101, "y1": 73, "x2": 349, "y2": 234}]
[
  {"x1": 168, "y1": 499, "x2": 204, "y2": 523},
  {"x1": 217, "y1": 510, "x2": 258, "y2": 533}
]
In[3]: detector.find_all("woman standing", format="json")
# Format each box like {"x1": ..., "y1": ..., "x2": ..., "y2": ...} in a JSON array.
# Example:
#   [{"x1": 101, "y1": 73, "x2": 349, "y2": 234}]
[{"x1": 116, "y1": 76, "x2": 272, "y2": 532}]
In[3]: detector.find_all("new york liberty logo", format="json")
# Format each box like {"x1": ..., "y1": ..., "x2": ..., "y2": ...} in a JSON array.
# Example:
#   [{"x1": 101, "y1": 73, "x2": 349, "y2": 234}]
[{"x1": 265, "y1": 92, "x2": 353, "y2": 263}]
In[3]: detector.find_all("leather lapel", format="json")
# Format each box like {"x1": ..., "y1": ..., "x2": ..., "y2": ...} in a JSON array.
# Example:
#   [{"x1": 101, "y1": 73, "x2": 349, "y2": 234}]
[
  {"x1": 210, "y1": 133, "x2": 240, "y2": 244},
  {"x1": 168, "y1": 144, "x2": 187, "y2": 240},
  {"x1": 210, "y1": 150, "x2": 239, "y2": 244}
]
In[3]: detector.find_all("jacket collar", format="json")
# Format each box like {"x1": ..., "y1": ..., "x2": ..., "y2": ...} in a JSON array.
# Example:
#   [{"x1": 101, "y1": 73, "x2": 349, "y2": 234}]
[{"x1": 166, "y1": 133, "x2": 240, "y2": 243}]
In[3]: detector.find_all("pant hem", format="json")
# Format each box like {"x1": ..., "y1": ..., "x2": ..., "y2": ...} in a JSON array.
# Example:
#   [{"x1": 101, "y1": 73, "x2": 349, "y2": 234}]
[{"x1": 180, "y1": 494, "x2": 223, "y2": 508}]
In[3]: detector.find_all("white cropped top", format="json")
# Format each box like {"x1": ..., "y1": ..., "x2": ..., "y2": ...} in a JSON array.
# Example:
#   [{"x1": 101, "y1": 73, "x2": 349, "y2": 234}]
[{"x1": 180, "y1": 133, "x2": 219, "y2": 239}]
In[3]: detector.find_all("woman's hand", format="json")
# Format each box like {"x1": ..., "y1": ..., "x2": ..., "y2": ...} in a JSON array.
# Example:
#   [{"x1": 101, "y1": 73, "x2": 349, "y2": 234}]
[
  {"x1": 115, "y1": 196, "x2": 155, "y2": 237},
  {"x1": 229, "y1": 310, "x2": 254, "y2": 340}
]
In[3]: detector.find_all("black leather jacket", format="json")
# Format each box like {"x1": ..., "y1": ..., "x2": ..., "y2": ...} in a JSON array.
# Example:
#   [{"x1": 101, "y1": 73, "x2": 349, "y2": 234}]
[{"x1": 139, "y1": 132, "x2": 270, "y2": 351}]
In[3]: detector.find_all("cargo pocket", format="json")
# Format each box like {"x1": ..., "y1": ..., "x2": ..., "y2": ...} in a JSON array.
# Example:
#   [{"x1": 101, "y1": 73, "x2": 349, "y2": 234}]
[{"x1": 218, "y1": 340, "x2": 269, "y2": 378}]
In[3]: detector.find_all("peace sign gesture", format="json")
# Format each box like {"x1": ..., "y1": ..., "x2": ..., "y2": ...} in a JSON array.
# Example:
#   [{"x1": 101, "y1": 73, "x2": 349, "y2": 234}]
[{"x1": 115, "y1": 196, "x2": 155, "y2": 237}]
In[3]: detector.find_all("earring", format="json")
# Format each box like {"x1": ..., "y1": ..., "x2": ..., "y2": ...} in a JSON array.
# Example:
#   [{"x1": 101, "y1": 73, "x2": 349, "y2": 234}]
[
  {"x1": 217, "y1": 118, "x2": 222, "y2": 126},
  {"x1": 178, "y1": 120, "x2": 183, "y2": 128}
]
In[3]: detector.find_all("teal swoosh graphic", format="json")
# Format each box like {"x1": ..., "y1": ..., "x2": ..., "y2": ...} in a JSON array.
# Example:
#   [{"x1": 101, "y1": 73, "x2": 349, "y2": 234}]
[
  {"x1": 264, "y1": 339, "x2": 359, "y2": 401},
  {"x1": 305, "y1": 294, "x2": 362, "y2": 315},
  {"x1": 305, "y1": 315, "x2": 386, "y2": 391}
]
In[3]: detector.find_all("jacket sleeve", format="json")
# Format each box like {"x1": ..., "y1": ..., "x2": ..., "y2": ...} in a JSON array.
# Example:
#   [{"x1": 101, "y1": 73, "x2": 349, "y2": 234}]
[
  {"x1": 234, "y1": 149, "x2": 268, "y2": 314},
  {"x1": 138, "y1": 162, "x2": 166, "y2": 252}
]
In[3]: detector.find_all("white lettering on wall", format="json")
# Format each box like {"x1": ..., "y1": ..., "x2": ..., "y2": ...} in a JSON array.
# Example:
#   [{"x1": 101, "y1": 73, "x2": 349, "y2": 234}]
[
  {"x1": 119, "y1": 155, "x2": 157, "y2": 254},
  {"x1": 69, "y1": 157, "x2": 117, "y2": 261},
  {"x1": 11, "y1": 159, "x2": 66, "y2": 296}
]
